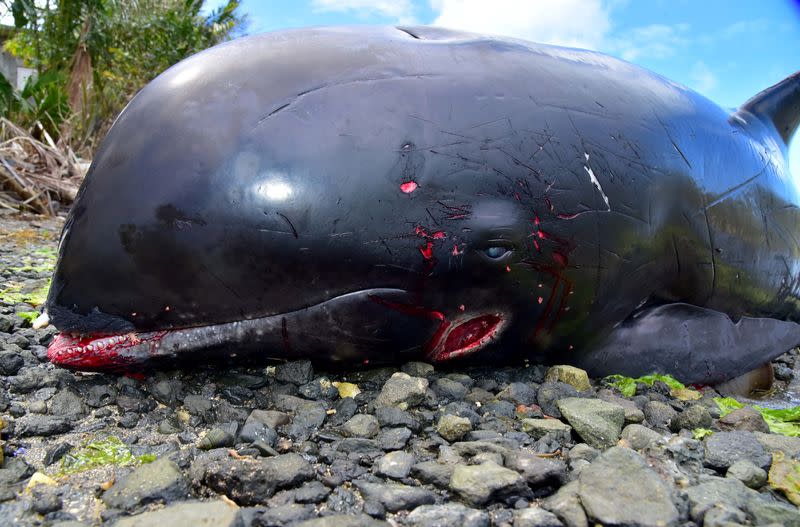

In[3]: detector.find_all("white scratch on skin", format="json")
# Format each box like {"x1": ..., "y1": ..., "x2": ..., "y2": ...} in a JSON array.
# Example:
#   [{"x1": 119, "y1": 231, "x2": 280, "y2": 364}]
[{"x1": 583, "y1": 153, "x2": 610, "y2": 211}]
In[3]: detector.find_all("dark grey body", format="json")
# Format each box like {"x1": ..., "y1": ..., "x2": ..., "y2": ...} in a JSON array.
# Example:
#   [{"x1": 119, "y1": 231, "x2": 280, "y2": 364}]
[{"x1": 46, "y1": 26, "x2": 800, "y2": 383}]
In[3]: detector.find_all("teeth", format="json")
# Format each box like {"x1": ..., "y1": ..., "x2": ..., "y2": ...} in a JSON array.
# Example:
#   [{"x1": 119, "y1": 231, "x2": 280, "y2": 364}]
[{"x1": 33, "y1": 311, "x2": 50, "y2": 329}]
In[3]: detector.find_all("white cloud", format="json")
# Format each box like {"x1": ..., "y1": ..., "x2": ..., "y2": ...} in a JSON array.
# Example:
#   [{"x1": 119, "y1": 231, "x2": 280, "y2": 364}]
[
  {"x1": 311, "y1": 0, "x2": 416, "y2": 24},
  {"x1": 689, "y1": 60, "x2": 717, "y2": 95},
  {"x1": 611, "y1": 23, "x2": 689, "y2": 62},
  {"x1": 430, "y1": 0, "x2": 611, "y2": 50}
]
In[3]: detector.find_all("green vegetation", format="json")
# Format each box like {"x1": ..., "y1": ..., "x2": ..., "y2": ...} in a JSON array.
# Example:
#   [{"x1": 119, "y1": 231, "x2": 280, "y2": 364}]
[
  {"x1": 2, "y1": 0, "x2": 245, "y2": 154},
  {"x1": 58, "y1": 436, "x2": 155, "y2": 475},
  {"x1": 0, "y1": 277, "x2": 50, "y2": 306},
  {"x1": 715, "y1": 397, "x2": 800, "y2": 437},
  {"x1": 16, "y1": 310, "x2": 38, "y2": 323},
  {"x1": 603, "y1": 373, "x2": 688, "y2": 397},
  {"x1": 692, "y1": 428, "x2": 714, "y2": 440},
  {"x1": 769, "y1": 451, "x2": 800, "y2": 505}
]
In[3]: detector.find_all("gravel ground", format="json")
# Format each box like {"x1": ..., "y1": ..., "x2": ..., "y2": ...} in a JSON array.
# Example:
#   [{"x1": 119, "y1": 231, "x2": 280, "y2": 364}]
[{"x1": 2, "y1": 209, "x2": 800, "y2": 527}]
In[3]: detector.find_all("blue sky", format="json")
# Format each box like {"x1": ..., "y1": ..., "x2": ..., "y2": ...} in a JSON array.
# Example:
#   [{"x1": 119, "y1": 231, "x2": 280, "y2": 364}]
[{"x1": 208, "y1": 0, "x2": 800, "y2": 174}]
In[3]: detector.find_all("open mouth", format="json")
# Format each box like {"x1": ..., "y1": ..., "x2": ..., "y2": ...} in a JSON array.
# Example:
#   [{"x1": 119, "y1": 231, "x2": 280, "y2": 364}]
[
  {"x1": 425, "y1": 313, "x2": 507, "y2": 361},
  {"x1": 47, "y1": 331, "x2": 171, "y2": 369},
  {"x1": 47, "y1": 289, "x2": 510, "y2": 370}
]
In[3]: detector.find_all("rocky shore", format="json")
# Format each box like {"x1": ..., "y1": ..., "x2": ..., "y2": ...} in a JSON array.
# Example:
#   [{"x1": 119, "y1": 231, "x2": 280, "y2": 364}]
[{"x1": 2, "y1": 211, "x2": 800, "y2": 527}]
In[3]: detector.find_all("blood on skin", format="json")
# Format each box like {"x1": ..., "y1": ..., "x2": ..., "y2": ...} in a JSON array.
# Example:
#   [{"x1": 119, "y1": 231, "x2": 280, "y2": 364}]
[
  {"x1": 400, "y1": 181, "x2": 418, "y2": 193},
  {"x1": 369, "y1": 295, "x2": 504, "y2": 362},
  {"x1": 419, "y1": 241, "x2": 434, "y2": 260},
  {"x1": 47, "y1": 331, "x2": 168, "y2": 370}
]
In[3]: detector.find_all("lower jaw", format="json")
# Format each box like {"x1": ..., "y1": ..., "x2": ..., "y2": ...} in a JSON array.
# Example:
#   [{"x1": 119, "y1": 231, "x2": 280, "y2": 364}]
[{"x1": 46, "y1": 292, "x2": 510, "y2": 371}]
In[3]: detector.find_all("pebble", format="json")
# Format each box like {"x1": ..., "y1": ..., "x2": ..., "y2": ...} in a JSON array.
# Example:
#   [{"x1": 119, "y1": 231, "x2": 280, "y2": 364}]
[
  {"x1": 103, "y1": 458, "x2": 190, "y2": 510},
  {"x1": 726, "y1": 459, "x2": 767, "y2": 488},
  {"x1": 557, "y1": 397, "x2": 625, "y2": 449},
  {"x1": 578, "y1": 446, "x2": 678, "y2": 527},
  {"x1": 544, "y1": 365, "x2": 591, "y2": 392},
  {"x1": 670, "y1": 403, "x2": 712, "y2": 432},
  {"x1": 275, "y1": 360, "x2": 314, "y2": 385},
  {"x1": 514, "y1": 507, "x2": 564, "y2": 527},
  {"x1": 374, "y1": 450, "x2": 415, "y2": 479},
  {"x1": 521, "y1": 418, "x2": 572, "y2": 442},
  {"x1": 449, "y1": 461, "x2": 529, "y2": 505},
  {"x1": 436, "y1": 414, "x2": 472, "y2": 442},
  {"x1": 113, "y1": 500, "x2": 240, "y2": 527},
  {"x1": 703, "y1": 430, "x2": 771, "y2": 470},
  {"x1": 406, "y1": 503, "x2": 489, "y2": 527},
  {"x1": 354, "y1": 481, "x2": 435, "y2": 512},
  {"x1": 342, "y1": 414, "x2": 380, "y2": 438},
  {"x1": 717, "y1": 406, "x2": 771, "y2": 433},
  {"x1": 620, "y1": 423, "x2": 663, "y2": 450},
  {"x1": 373, "y1": 372, "x2": 429, "y2": 409},
  {"x1": 642, "y1": 400, "x2": 677, "y2": 431}
]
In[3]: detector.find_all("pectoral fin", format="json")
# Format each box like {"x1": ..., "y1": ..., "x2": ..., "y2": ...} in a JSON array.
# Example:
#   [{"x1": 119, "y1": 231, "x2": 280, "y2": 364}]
[{"x1": 577, "y1": 303, "x2": 800, "y2": 385}]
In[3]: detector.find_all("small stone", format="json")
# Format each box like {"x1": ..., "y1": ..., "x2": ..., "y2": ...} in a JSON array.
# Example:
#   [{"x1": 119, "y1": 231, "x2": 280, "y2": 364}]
[
  {"x1": 374, "y1": 372, "x2": 429, "y2": 409},
  {"x1": 620, "y1": 424, "x2": 663, "y2": 450},
  {"x1": 704, "y1": 431, "x2": 770, "y2": 470},
  {"x1": 293, "y1": 514, "x2": 389, "y2": 526},
  {"x1": 754, "y1": 431, "x2": 800, "y2": 457},
  {"x1": 377, "y1": 427, "x2": 412, "y2": 450},
  {"x1": 43, "y1": 442, "x2": 72, "y2": 466},
  {"x1": 406, "y1": 503, "x2": 489, "y2": 527},
  {"x1": 726, "y1": 459, "x2": 767, "y2": 488},
  {"x1": 190, "y1": 451, "x2": 312, "y2": 506},
  {"x1": 102, "y1": 458, "x2": 190, "y2": 510},
  {"x1": 295, "y1": 481, "x2": 331, "y2": 504},
  {"x1": 436, "y1": 414, "x2": 472, "y2": 442},
  {"x1": 275, "y1": 360, "x2": 314, "y2": 385},
  {"x1": 521, "y1": 418, "x2": 572, "y2": 442},
  {"x1": 0, "y1": 351, "x2": 23, "y2": 375},
  {"x1": 496, "y1": 382, "x2": 537, "y2": 406},
  {"x1": 259, "y1": 504, "x2": 316, "y2": 525},
  {"x1": 433, "y1": 378, "x2": 469, "y2": 400},
  {"x1": 374, "y1": 450, "x2": 415, "y2": 479},
  {"x1": 542, "y1": 481, "x2": 588, "y2": 527},
  {"x1": 113, "y1": 500, "x2": 240, "y2": 527},
  {"x1": 149, "y1": 378, "x2": 183, "y2": 405},
  {"x1": 578, "y1": 447, "x2": 678, "y2": 527},
  {"x1": 449, "y1": 461, "x2": 529, "y2": 506},
  {"x1": 717, "y1": 406, "x2": 770, "y2": 433},
  {"x1": 557, "y1": 397, "x2": 625, "y2": 449},
  {"x1": 748, "y1": 500, "x2": 800, "y2": 527},
  {"x1": 355, "y1": 481, "x2": 435, "y2": 512},
  {"x1": 642, "y1": 400, "x2": 677, "y2": 430},
  {"x1": 503, "y1": 450, "x2": 566, "y2": 489},
  {"x1": 401, "y1": 361, "x2": 434, "y2": 377},
  {"x1": 537, "y1": 383, "x2": 582, "y2": 418},
  {"x1": 703, "y1": 504, "x2": 748, "y2": 527},
  {"x1": 545, "y1": 365, "x2": 591, "y2": 392},
  {"x1": 85, "y1": 383, "x2": 116, "y2": 407},
  {"x1": 684, "y1": 477, "x2": 758, "y2": 522},
  {"x1": 670, "y1": 404, "x2": 712, "y2": 432},
  {"x1": 342, "y1": 414, "x2": 380, "y2": 438},
  {"x1": 180, "y1": 392, "x2": 210, "y2": 415},
  {"x1": 13, "y1": 414, "x2": 72, "y2": 437},
  {"x1": 239, "y1": 410, "x2": 278, "y2": 446},
  {"x1": 375, "y1": 406, "x2": 420, "y2": 431},
  {"x1": 411, "y1": 461, "x2": 456, "y2": 487},
  {"x1": 514, "y1": 507, "x2": 564, "y2": 527}
]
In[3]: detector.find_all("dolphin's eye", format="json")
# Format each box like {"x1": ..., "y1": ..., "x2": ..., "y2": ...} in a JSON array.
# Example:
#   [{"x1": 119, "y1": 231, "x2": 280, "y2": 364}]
[{"x1": 484, "y1": 246, "x2": 511, "y2": 259}]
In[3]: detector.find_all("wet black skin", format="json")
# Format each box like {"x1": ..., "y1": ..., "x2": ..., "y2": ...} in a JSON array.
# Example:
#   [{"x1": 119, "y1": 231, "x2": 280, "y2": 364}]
[{"x1": 47, "y1": 26, "x2": 800, "y2": 382}]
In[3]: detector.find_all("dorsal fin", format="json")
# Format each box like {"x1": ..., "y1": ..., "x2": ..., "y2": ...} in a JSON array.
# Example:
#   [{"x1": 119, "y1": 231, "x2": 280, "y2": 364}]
[{"x1": 739, "y1": 71, "x2": 800, "y2": 145}]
